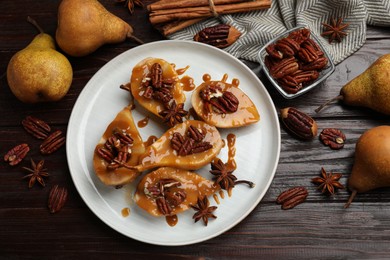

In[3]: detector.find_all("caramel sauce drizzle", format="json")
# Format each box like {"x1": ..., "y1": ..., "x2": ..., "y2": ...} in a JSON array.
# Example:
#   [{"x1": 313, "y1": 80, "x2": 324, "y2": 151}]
[
  {"x1": 226, "y1": 133, "x2": 237, "y2": 170},
  {"x1": 137, "y1": 116, "x2": 149, "y2": 128},
  {"x1": 180, "y1": 75, "x2": 195, "y2": 91},
  {"x1": 213, "y1": 194, "x2": 220, "y2": 204},
  {"x1": 166, "y1": 215, "x2": 178, "y2": 227},
  {"x1": 121, "y1": 207, "x2": 131, "y2": 217},
  {"x1": 144, "y1": 135, "x2": 158, "y2": 147},
  {"x1": 176, "y1": 65, "x2": 190, "y2": 75},
  {"x1": 219, "y1": 190, "x2": 225, "y2": 199}
]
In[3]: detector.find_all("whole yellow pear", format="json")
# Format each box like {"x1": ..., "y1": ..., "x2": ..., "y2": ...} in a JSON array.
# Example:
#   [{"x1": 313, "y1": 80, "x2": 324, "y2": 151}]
[
  {"x1": 56, "y1": 0, "x2": 141, "y2": 57},
  {"x1": 7, "y1": 17, "x2": 73, "y2": 104}
]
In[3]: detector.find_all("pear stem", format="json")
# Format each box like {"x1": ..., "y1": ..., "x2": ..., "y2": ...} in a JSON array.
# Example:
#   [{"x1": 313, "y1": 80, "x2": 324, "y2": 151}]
[
  {"x1": 27, "y1": 16, "x2": 44, "y2": 34},
  {"x1": 344, "y1": 189, "x2": 357, "y2": 208},
  {"x1": 315, "y1": 95, "x2": 344, "y2": 113},
  {"x1": 128, "y1": 34, "x2": 144, "y2": 45}
]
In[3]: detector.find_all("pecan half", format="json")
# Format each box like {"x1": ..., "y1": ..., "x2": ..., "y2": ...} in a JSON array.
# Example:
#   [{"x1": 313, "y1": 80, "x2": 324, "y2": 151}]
[
  {"x1": 194, "y1": 24, "x2": 241, "y2": 49},
  {"x1": 288, "y1": 28, "x2": 311, "y2": 44},
  {"x1": 40, "y1": 130, "x2": 66, "y2": 155},
  {"x1": 151, "y1": 63, "x2": 163, "y2": 88},
  {"x1": 275, "y1": 38, "x2": 300, "y2": 57},
  {"x1": 200, "y1": 86, "x2": 239, "y2": 114},
  {"x1": 291, "y1": 70, "x2": 319, "y2": 84},
  {"x1": 280, "y1": 107, "x2": 318, "y2": 140},
  {"x1": 300, "y1": 57, "x2": 328, "y2": 71},
  {"x1": 156, "y1": 196, "x2": 172, "y2": 215},
  {"x1": 270, "y1": 57, "x2": 299, "y2": 79},
  {"x1": 276, "y1": 186, "x2": 308, "y2": 210},
  {"x1": 277, "y1": 75, "x2": 302, "y2": 94},
  {"x1": 320, "y1": 128, "x2": 346, "y2": 150},
  {"x1": 187, "y1": 125, "x2": 205, "y2": 142},
  {"x1": 298, "y1": 42, "x2": 319, "y2": 63},
  {"x1": 22, "y1": 116, "x2": 51, "y2": 140},
  {"x1": 48, "y1": 185, "x2": 68, "y2": 213},
  {"x1": 266, "y1": 43, "x2": 283, "y2": 60},
  {"x1": 4, "y1": 143, "x2": 30, "y2": 166}
]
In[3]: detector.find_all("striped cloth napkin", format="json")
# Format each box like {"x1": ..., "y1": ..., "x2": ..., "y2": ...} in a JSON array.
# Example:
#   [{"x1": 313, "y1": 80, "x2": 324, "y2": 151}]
[{"x1": 168, "y1": 0, "x2": 390, "y2": 64}]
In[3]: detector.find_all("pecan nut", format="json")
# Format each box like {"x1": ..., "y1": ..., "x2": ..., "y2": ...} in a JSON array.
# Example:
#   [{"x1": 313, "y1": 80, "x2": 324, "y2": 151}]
[
  {"x1": 320, "y1": 128, "x2": 346, "y2": 150},
  {"x1": 266, "y1": 44, "x2": 283, "y2": 60},
  {"x1": 280, "y1": 107, "x2": 318, "y2": 140},
  {"x1": 22, "y1": 116, "x2": 51, "y2": 140},
  {"x1": 300, "y1": 57, "x2": 328, "y2": 71},
  {"x1": 277, "y1": 75, "x2": 302, "y2": 94},
  {"x1": 270, "y1": 57, "x2": 299, "y2": 79},
  {"x1": 151, "y1": 63, "x2": 163, "y2": 88},
  {"x1": 4, "y1": 143, "x2": 30, "y2": 166},
  {"x1": 275, "y1": 38, "x2": 300, "y2": 57},
  {"x1": 156, "y1": 197, "x2": 172, "y2": 216},
  {"x1": 40, "y1": 130, "x2": 66, "y2": 155},
  {"x1": 288, "y1": 28, "x2": 311, "y2": 44},
  {"x1": 298, "y1": 43, "x2": 319, "y2": 63},
  {"x1": 48, "y1": 185, "x2": 68, "y2": 213},
  {"x1": 291, "y1": 70, "x2": 319, "y2": 84},
  {"x1": 187, "y1": 125, "x2": 204, "y2": 142},
  {"x1": 276, "y1": 186, "x2": 308, "y2": 210},
  {"x1": 194, "y1": 24, "x2": 241, "y2": 49}
]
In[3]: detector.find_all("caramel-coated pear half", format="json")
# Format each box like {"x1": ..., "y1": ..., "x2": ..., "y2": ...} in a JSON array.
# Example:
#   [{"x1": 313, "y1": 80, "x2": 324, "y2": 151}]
[
  {"x1": 135, "y1": 120, "x2": 223, "y2": 172},
  {"x1": 93, "y1": 106, "x2": 145, "y2": 186},
  {"x1": 134, "y1": 167, "x2": 219, "y2": 217},
  {"x1": 130, "y1": 57, "x2": 186, "y2": 117},
  {"x1": 191, "y1": 74, "x2": 260, "y2": 128}
]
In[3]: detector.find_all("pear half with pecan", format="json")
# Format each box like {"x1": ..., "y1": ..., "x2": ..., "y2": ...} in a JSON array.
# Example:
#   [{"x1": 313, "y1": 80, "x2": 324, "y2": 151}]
[
  {"x1": 134, "y1": 167, "x2": 219, "y2": 217},
  {"x1": 130, "y1": 57, "x2": 186, "y2": 117},
  {"x1": 191, "y1": 74, "x2": 260, "y2": 128},
  {"x1": 135, "y1": 120, "x2": 223, "y2": 172},
  {"x1": 93, "y1": 106, "x2": 145, "y2": 186}
]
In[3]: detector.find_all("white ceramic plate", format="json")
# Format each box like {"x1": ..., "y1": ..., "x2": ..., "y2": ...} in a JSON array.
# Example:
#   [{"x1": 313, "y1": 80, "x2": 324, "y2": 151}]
[{"x1": 66, "y1": 40, "x2": 280, "y2": 246}]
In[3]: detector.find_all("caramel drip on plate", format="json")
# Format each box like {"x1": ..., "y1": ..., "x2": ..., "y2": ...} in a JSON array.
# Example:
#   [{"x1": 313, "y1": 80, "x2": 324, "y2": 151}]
[
  {"x1": 176, "y1": 65, "x2": 190, "y2": 75},
  {"x1": 165, "y1": 215, "x2": 178, "y2": 227},
  {"x1": 137, "y1": 116, "x2": 149, "y2": 128},
  {"x1": 226, "y1": 133, "x2": 237, "y2": 170},
  {"x1": 213, "y1": 193, "x2": 220, "y2": 204},
  {"x1": 219, "y1": 190, "x2": 225, "y2": 199},
  {"x1": 180, "y1": 75, "x2": 195, "y2": 91},
  {"x1": 121, "y1": 207, "x2": 131, "y2": 217},
  {"x1": 144, "y1": 135, "x2": 158, "y2": 147}
]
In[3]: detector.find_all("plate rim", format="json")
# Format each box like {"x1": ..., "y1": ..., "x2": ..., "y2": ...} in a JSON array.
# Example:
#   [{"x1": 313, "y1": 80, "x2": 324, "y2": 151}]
[{"x1": 66, "y1": 40, "x2": 281, "y2": 246}]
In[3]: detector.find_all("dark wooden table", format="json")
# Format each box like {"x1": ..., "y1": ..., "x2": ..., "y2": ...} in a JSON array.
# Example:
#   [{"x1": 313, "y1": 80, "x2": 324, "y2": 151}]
[{"x1": 2, "y1": 0, "x2": 390, "y2": 258}]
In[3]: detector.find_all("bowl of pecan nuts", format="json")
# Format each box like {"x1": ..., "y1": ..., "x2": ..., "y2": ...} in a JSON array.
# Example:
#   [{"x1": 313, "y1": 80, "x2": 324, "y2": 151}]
[{"x1": 258, "y1": 26, "x2": 335, "y2": 99}]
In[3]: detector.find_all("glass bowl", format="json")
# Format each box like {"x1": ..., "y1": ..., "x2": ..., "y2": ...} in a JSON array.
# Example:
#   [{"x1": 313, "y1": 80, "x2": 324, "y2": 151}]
[{"x1": 258, "y1": 26, "x2": 335, "y2": 99}]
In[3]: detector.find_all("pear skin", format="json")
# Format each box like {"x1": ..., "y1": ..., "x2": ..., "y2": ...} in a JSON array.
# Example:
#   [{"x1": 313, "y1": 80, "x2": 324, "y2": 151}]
[
  {"x1": 345, "y1": 125, "x2": 390, "y2": 208},
  {"x1": 56, "y1": 0, "x2": 140, "y2": 57},
  {"x1": 93, "y1": 106, "x2": 145, "y2": 186},
  {"x1": 316, "y1": 54, "x2": 390, "y2": 115},
  {"x1": 341, "y1": 54, "x2": 390, "y2": 114},
  {"x1": 7, "y1": 17, "x2": 73, "y2": 103}
]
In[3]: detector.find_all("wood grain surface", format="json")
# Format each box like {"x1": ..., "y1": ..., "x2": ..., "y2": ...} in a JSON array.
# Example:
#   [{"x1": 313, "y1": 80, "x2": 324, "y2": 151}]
[{"x1": 1, "y1": 0, "x2": 390, "y2": 259}]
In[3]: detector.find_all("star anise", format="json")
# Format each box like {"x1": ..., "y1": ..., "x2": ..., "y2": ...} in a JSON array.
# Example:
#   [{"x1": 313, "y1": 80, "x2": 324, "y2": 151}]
[
  {"x1": 312, "y1": 167, "x2": 345, "y2": 195},
  {"x1": 191, "y1": 196, "x2": 217, "y2": 226},
  {"x1": 321, "y1": 18, "x2": 349, "y2": 43},
  {"x1": 115, "y1": 0, "x2": 143, "y2": 14},
  {"x1": 22, "y1": 159, "x2": 49, "y2": 188},
  {"x1": 210, "y1": 159, "x2": 255, "y2": 190},
  {"x1": 159, "y1": 101, "x2": 188, "y2": 127}
]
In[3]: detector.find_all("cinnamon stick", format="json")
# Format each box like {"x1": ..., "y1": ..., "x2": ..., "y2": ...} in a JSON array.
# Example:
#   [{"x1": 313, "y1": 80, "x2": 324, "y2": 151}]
[
  {"x1": 148, "y1": 0, "x2": 248, "y2": 11},
  {"x1": 161, "y1": 18, "x2": 205, "y2": 36},
  {"x1": 149, "y1": 0, "x2": 272, "y2": 25}
]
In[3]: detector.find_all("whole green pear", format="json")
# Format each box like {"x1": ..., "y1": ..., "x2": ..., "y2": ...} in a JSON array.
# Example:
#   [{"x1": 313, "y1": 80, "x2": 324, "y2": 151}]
[
  {"x1": 7, "y1": 17, "x2": 73, "y2": 104},
  {"x1": 56, "y1": 0, "x2": 142, "y2": 57},
  {"x1": 316, "y1": 54, "x2": 390, "y2": 115},
  {"x1": 345, "y1": 125, "x2": 390, "y2": 208}
]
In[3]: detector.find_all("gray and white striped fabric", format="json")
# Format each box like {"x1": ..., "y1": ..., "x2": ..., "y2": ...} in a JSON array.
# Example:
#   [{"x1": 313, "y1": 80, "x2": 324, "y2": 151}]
[{"x1": 168, "y1": 0, "x2": 390, "y2": 65}]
